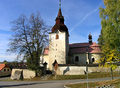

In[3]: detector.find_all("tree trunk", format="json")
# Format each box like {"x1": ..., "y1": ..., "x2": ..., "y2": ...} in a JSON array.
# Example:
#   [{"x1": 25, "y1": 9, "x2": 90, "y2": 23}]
[{"x1": 111, "y1": 67, "x2": 113, "y2": 80}]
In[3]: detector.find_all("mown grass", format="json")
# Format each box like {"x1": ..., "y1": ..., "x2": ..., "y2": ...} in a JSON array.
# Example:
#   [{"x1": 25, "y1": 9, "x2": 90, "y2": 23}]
[
  {"x1": 50, "y1": 71, "x2": 120, "y2": 80},
  {"x1": 24, "y1": 71, "x2": 120, "y2": 81},
  {"x1": 66, "y1": 79, "x2": 120, "y2": 88},
  {"x1": 1, "y1": 71, "x2": 120, "y2": 81}
]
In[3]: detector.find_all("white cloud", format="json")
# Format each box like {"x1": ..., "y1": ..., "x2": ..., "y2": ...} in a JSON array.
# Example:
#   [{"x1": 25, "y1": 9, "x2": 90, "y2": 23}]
[{"x1": 70, "y1": 6, "x2": 100, "y2": 33}]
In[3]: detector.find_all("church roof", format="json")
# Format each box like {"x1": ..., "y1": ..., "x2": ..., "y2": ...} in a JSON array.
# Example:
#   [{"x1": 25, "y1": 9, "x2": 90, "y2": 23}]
[
  {"x1": 43, "y1": 42, "x2": 101, "y2": 55},
  {"x1": 51, "y1": 8, "x2": 69, "y2": 34},
  {"x1": 69, "y1": 42, "x2": 101, "y2": 54},
  {"x1": 52, "y1": 24, "x2": 68, "y2": 33},
  {"x1": 57, "y1": 8, "x2": 63, "y2": 18}
]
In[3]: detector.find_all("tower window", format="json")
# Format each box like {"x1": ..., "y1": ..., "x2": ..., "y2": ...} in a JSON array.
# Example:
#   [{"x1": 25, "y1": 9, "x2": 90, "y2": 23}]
[
  {"x1": 56, "y1": 34, "x2": 59, "y2": 39},
  {"x1": 75, "y1": 56, "x2": 79, "y2": 62}
]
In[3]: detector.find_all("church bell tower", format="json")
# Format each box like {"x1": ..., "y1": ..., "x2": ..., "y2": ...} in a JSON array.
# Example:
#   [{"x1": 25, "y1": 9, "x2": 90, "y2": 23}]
[{"x1": 49, "y1": 0, "x2": 69, "y2": 70}]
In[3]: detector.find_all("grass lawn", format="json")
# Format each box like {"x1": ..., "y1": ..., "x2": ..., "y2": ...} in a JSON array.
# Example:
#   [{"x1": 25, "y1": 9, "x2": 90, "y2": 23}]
[
  {"x1": 66, "y1": 79, "x2": 120, "y2": 88},
  {"x1": 49, "y1": 71, "x2": 120, "y2": 80},
  {"x1": 24, "y1": 71, "x2": 120, "y2": 81},
  {"x1": 1, "y1": 72, "x2": 120, "y2": 81}
]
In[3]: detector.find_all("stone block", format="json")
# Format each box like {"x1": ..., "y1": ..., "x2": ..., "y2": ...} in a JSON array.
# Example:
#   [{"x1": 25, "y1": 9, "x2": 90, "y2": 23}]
[
  {"x1": 11, "y1": 69, "x2": 23, "y2": 80},
  {"x1": 11, "y1": 69, "x2": 35, "y2": 80}
]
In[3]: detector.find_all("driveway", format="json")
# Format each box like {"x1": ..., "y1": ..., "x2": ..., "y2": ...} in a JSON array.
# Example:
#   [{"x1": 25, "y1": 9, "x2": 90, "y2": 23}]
[{"x1": 0, "y1": 77, "x2": 119, "y2": 88}]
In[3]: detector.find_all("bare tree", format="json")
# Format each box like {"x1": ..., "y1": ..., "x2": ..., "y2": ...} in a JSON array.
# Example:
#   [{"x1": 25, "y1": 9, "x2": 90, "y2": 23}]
[{"x1": 8, "y1": 13, "x2": 50, "y2": 75}]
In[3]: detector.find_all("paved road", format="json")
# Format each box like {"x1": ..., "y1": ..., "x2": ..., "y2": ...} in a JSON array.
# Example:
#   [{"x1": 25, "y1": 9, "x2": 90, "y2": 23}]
[{"x1": 0, "y1": 77, "x2": 120, "y2": 88}]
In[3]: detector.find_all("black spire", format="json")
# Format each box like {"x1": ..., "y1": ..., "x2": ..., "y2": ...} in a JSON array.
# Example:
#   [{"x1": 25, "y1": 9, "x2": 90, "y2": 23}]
[{"x1": 88, "y1": 33, "x2": 92, "y2": 44}]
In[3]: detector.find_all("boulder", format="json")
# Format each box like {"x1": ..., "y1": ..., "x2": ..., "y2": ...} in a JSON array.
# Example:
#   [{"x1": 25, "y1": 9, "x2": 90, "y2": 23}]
[
  {"x1": 11, "y1": 69, "x2": 23, "y2": 80},
  {"x1": 23, "y1": 69, "x2": 35, "y2": 79},
  {"x1": 11, "y1": 69, "x2": 36, "y2": 80}
]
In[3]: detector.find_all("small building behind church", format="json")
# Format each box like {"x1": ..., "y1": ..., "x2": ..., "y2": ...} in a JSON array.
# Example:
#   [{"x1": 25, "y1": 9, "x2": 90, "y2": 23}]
[{"x1": 0, "y1": 64, "x2": 11, "y2": 77}]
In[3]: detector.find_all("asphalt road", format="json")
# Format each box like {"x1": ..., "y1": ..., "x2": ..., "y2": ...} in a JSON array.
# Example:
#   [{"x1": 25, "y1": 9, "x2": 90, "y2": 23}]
[{"x1": 0, "y1": 77, "x2": 120, "y2": 88}]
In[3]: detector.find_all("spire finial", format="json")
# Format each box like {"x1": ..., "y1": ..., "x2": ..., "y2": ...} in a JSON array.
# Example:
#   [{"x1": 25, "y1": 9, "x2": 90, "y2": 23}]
[{"x1": 59, "y1": 0, "x2": 61, "y2": 9}]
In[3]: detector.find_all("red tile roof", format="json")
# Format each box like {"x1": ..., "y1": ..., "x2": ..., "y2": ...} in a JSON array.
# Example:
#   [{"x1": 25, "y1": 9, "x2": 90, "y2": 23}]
[
  {"x1": 69, "y1": 42, "x2": 101, "y2": 54},
  {"x1": 0, "y1": 64, "x2": 6, "y2": 71},
  {"x1": 43, "y1": 42, "x2": 101, "y2": 55},
  {"x1": 51, "y1": 8, "x2": 69, "y2": 34},
  {"x1": 69, "y1": 42, "x2": 100, "y2": 48}
]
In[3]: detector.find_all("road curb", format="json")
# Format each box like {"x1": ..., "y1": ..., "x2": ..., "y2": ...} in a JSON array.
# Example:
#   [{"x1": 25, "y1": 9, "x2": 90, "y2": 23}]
[
  {"x1": 64, "y1": 77, "x2": 120, "y2": 88},
  {"x1": 64, "y1": 85, "x2": 71, "y2": 88}
]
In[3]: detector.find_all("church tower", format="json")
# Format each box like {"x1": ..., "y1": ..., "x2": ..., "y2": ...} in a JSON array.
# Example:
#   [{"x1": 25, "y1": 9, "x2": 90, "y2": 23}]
[{"x1": 49, "y1": 0, "x2": 69, "y2": 70}]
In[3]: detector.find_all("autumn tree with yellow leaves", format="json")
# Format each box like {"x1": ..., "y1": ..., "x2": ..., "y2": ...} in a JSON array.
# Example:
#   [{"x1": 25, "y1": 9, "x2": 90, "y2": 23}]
[{"x1": 98, "y1": 0, "x2": 120, "y2": 79}]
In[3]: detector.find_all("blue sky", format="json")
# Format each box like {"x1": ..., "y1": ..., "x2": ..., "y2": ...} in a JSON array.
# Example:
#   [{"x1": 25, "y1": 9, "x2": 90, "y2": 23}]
[{"x1": 0, "y1": 0, "x2": 104, "y2": 62}]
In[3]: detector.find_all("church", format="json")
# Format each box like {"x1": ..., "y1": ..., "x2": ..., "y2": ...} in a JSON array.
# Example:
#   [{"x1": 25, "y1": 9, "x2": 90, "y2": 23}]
[{"x1": 42, "y1": 2, "x2": 102, "y2": 70}]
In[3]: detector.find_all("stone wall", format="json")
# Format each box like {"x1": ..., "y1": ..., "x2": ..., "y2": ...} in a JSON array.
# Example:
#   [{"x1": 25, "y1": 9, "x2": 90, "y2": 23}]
[
  {"x1": 11, "y1": 69, "x2": 35, "y2": 79},
  {"x1": 23, "y1": 69, "x2": 36, "y2": 79},
  {"x1": 56, "y1": 66, "x2": 120, "y2": 75}
]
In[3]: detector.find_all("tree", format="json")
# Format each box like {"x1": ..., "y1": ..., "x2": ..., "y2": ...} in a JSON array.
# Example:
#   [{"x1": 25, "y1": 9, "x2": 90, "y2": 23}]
[
  {"x1": 98, "y1": 0, "x2": 120, "y2": 64},
  {"x1": 8, "y1": 13, "x2": 50, "y2": 76},
  {"x1": 98, "y1": 0, "x2": 120, "y2": 79},
  {"x1": 3, "y1": 60, "x2": 8, "y2": 64}
]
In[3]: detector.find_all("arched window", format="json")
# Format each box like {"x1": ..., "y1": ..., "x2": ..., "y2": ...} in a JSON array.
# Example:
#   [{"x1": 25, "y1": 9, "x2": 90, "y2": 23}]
[
  {"x1": 75, "y1": 56, "x2": 79, "y2": 62},
  {"x1": 4, "y1": 69, "x2": 6, "y2": 72},
  {"x1": 56, "y1": 34, "x2": 59, "y2": 39}
]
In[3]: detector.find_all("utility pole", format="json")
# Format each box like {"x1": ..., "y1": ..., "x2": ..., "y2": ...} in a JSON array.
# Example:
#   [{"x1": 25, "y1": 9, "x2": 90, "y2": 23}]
[{"x1": 86, "y1": 62, "x2": 89, "y2": 88}]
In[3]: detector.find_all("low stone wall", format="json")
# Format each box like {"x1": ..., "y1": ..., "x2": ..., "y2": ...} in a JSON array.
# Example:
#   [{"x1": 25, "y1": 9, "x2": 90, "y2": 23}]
[
  {"x1": 56, "y1": 66, "x2": 120, "y2": 75},
  {"x1": 11, "y1": 69, "x2": 35, "y2": 79},
  {"x1": 23, "y1": 69, "x2": 36, "y2": 79}
]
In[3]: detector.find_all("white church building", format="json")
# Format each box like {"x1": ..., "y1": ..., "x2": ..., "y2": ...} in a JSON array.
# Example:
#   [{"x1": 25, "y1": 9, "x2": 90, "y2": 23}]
[{"x1": 42, "y1": 4, "x2": 102, "y2": 71}]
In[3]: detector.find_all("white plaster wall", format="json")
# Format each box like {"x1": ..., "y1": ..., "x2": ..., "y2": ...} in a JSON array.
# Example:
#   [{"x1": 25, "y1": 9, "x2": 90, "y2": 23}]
[
  {"x1": 56, "y1": 66, "x2": 86, "y2": 75},
  {"x1": 72, "y1": 53, "x2": 101, "y2": 65},
  {"x1": 73, "y1": 54, "x2": 87, "y2": 65},
  {"x1": 56, "y1": 66, "x2": 120, "y2": 75},
  {"x1": 90, "y1": 53, "x2": 101, "y2": 63},
  {"x1": 49, "y1": 32, "x2": 68, "y2": 70},
  {"x1": 43, "y1": 55, "x2": 50, "y2": 69}
]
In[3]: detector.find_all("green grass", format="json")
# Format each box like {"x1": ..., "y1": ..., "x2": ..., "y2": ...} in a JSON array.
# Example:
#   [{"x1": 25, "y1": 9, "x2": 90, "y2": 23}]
[
  {"x1": 1, "y1": 71, "x2": 120, "y2": 81},
  {"x1": 22, "y1": 71, "x2": 120, "y2": 81},
  {"x1": 66, "y1": 79, "x2": 120, "y2": 88},
  {"x1": 50, "y1": 71, "x2": 120, "y2": 80}
]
